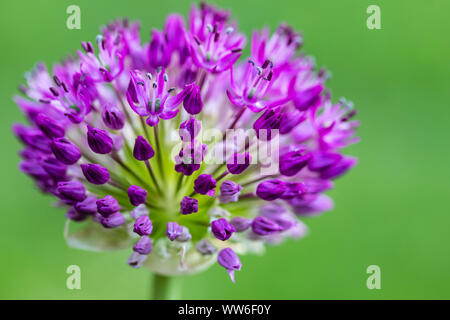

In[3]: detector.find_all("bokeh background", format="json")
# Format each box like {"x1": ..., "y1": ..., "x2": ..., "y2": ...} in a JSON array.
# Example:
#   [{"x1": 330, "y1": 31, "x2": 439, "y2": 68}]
[{"x1": 0, "y1": 0, "x2": 449, "y2": 299}]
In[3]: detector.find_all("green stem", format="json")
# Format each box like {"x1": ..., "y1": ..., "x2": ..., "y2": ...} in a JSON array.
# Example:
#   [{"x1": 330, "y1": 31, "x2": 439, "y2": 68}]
[{"x1": 152, "y1": 274, "x2": 179, "y2": 300}]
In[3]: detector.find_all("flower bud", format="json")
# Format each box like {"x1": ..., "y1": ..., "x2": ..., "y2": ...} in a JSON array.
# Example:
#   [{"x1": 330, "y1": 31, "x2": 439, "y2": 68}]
[
  {"x1": 211, "y1": 218, "x2": 235, "y2": 241},
  {"x1": 128, "y1": 185, "x2": 147, "y2": 206},
  {"x1": 166, "y1": 222, "x2": 183, "y2": 241},
  {"x1": 196, "y1": 239, "x2": 216, "y2": 255},
  {"x1": 66, "y1": 206, "x2": 88, "y2": 222},
  {"x1": 81, "y1": 163, "x2": 110, "y2": 185},
  {"x1": 280, "y1": 182, "x2": 306, "y2": 200},
  {"x1": 230, "y1": 217, "x2": 252, "y2": 232},
  {"x1": 133, "y1": 215, "x2": 153, "y2": 236},
  {"x1": 87, "y1": 125, "x2": 113, "y2": 154},
  {"x1": 179, "y1": 118, "x2": 201, "y2": 141},
  {"x1": 308, "y1": 151, "x2": 342, "y2": 172},
  {"x1": 256, "y1": 179, "x2": 286, "y2": 201},
  {"x1": 133, "y1": 236, "x2": 152, "y2": 254},
  {"x1": 253, "y1": 108, "x2": 281, "y2": 140},
  {"x1": 176, "y1": 227, "x2": 192, "y2": 242},
  {"x1": 180, "y1": 196, "x2": 198, "y2": 215},
  {"x1": 74, "y1": 196, "x2": 97, "y2": 214},
  {"x1": 50, "y1": 138, "x2": 81, "y2": 165},
  {"x1": 130, "y1": 204, "x2": 149, "y2": 219},
  {"x1": 219, "y1": 181, "x2": 242, "y2": 203},
  {"x1": 102, "y1": 105, "x2": 125, "y2": 130},
  {"x1": 279, "y1": 110, "x2": 305, "y2": 135},
  {"x1": 96, "y1": 195, "x2": 120, "y2": 216},
  {"x1": 57, "y1": 180, "x2": 86, "y2": 202},
  {"x1": 226, "y1": 152, "x2": 251, "y2": 175},
  {"x1": 194, "y1": 174, "x2": 216, "y2": 196},
  {"x1": 251, "y1": 216, "x2": 283, "y2": 235},
  {"x1": 319, "y1": 156, "x2": 357, "y2": 180},
  {"x1": 42, "y1": 157, "x2": 67, "y2": 180},
  {"x1": 100, "y1": 212, "x2": 125, "y2": 228},
  {"x1": 183, "y1": 83, "x2": 203, "y2": 115},
  {"x1": 35, "y1": 113, "x2": 65, "y2": 139},
  {"x1": 133, "y1": 135, "x2": 155, "y2": 161},
  {"x1": 127, "y1": 252, "x2": 148, "y2": 268},
  {"x1": 217, "y1": 248, "x2": 241, "y2": 283},
  {"x1": 279, "y1": 150, "x2": 312, "y2": 176}
]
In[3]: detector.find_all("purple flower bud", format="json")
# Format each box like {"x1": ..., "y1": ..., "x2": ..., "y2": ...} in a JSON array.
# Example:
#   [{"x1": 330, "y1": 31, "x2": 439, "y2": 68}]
[
  {"x1": 211, "y1": 218, "x2": 235, "y2": 241},
  {"x1": 127, "y1": 252, "x2": 148, "y2": 268},
  {"x1": 196, "y1": 239, "x2": 216, "y2": 255},
  {"x1": 193, "y1": 174, "x2": 216, "y2": 197},
  {"x1": 179, "y1": 118, "x2": 201, "y2": 141},
  {"x1": 290, "y1": 194, "x2": 334, "y2": 216},
  {"x1": 319, "y1": 156, "x2": 357, "y2": 180},
  {"x1": 176, "y1": 227, "x2": 192, "y2": 242},
  {"x1": 251, "y1": 216, "x2": 283, "y2": 235},
  {"x1": 308, "y1": 151, "x2": 343, "y2": 172},
  {"x1": 35, "y1": 113, "x2": 65, "y2": 139},
  {"x1": 87, "y1": 125, "x2": 113, "y2": 154},
  {"x1": 50, "y1": 138, "x2": 81, "y2": 165},
  {"x1": 42, "y1": 157, "x2": 67, "y2": 180},
  {"x1": 230, "y1": 217, "x2": 252, "y2": 232},
  {"x1": 74, "y1": 196, "x2": 98, "y2": 214},
  {"x1": 66, "y1": 206, "x2": 88, "y2": 222},
  {"x1": 227, "y1": 152, "x2": 251, "y2": 175},
  {"x1": 279, "y1": 150, "x2": 312, "y2": 176},
  {"x1": 148, "y1": 29, "x2": 171, "y2": 69},
  {"x1": 101, "y1": 212, "x2": 125, "y2": 228},
  {"x1": 183, "y1": 83, "x2": 203, "y2": 115},
  {"x1": 133, "y1": 236, "x2": 152, "y2": 254},
  {"x1": 180, "y1": 196, "x2": 198, "y2": 215},
  {"x1": 96, "y1": 195, "x2": 120, "y2": 217},
  {"x1": 133, "y1": 135, "x2": 155, "y2": 161},
  {"x1": 57, "y1": 180, "x2": 86, "y2": 202},
  {"x1": 280, "y1": 182, "x2": 306, "y2": 200},
  {"x1": 19, "y1": 160, "x2": 48, "y2": 180},
  {"x1": 133, "y1": 215, "x2": 153, "y2": 236},
  {"x1": 253, "y1": 108, "x2": 282, "y2": 140},
  {"x1": 219, "y1": 181, "x2": 242, "y2": 203},
  {"x1": 102, "y1": 105, "x2": 125, "y2": 130},
  {"x1": 166, "y1": 222, "x2": 183, "y2": 241},
  {"x1": 256, "y1": 180, "x2": 287, "y2": 201},
  {"x1": 292, "y1": 83, "x2": 323, "y2": 111},
  {"x1": 128, "y1": 185, "x2": 147, "y2": 206},
  {"x1": 217, "y1": 248, "x2": 242, "y2": 283},
  {"x1": 279, "y1": 110, "x2": 305, "y2": 135},
  {"x1": 81, "y1": 164, "x2": 110, "y2": 185},
  {"x1": 130, "y1": 204, "x2": 149, "y2": 219}
]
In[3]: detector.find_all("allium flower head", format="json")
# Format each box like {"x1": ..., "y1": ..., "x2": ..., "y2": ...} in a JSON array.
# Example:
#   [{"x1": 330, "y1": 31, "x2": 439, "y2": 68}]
[{"x1": 12, "y1": 2, "x2": 359, "y2": 283}]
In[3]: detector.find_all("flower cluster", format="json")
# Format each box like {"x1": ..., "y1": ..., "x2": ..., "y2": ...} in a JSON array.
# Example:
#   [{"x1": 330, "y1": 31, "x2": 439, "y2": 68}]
[{"x1": 12, "y1": 2, "x2": 359, "y2": 282}]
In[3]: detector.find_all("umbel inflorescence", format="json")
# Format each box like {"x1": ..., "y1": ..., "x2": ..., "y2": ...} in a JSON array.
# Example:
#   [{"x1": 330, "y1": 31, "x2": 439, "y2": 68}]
[{"x1": 12, "y1": 3, "x2": 359, "y2": 282}]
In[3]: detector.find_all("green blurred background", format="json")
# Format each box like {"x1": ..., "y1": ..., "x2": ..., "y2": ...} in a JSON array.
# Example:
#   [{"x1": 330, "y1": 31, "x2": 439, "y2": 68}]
[{"x1": 0, "y1": 0, "x2": 449, "y2": 299}]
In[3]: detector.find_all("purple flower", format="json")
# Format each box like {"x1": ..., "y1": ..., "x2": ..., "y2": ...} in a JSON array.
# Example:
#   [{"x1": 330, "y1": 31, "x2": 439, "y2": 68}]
[
  {"x1": 230, "y1": 217, "x2": 252, "y2": 232},
  {"x1": 319, "y1": 156, "x2": 357, "y2": 180},
  {"x1": 256, "y1": 180, "x2": 287, "y2": 201},
  {"x1": 219, "y1": 180, "x2": 242, "y2": 203},
  {"x1": 251, "y1": 216, "x2": 283, "y2": 235},
  {"x1": 179, "y1": 118, "x2": 201, "y2": 142},
  {"x1": 96, "y1": 195, "x2": 120, "y2": 217},
  {"x1": 148, "y1": 29, "x2": 171, "y2": 69},
  {"x1": 166, "y1": 222, "x2": 183, "y2": 241},
  {"x1": 174, "y1": 142, "x2": 207, "y2": 176},
  {"x1": 102, "y1": 105, "x2": 125, "y2": 130},
  {"x1": 176, "y1": 227, "x2": 192, "y2": 242},
  {"x1": 133, "y1": 215, "x2": 153, "y2": 236},
  {"x1": 253, "y1": 108, "x2": 282, "y2": 140},
  {"x1": 57, "y1": 180, "x2": 86, "y2": 202},
  {"x1": 74, "y1": 196, "x2": 98, "y2": 214},
  {"x1": 279, "y1": 149, "x2": 312, "y2": 177},
  {"x1": 50, "y1": 138, "x2": 81, "y2": 165},
  {"x1": 194, "y1": 174, "x2": 216, "y2": 196},
  {"x1": 196, "y1": 239, "x2": 216, "y2": 255},
  {"x1": 180, "y1": 196, "x2": 198, "y2": 215},
  {"x1": 41, "y1": 157, "x2": 67, "y2": 180},
  {"x1": 87, "y1": 125, "x2": 113, "y2": 154},
  {"x1": 128, "y1": 185, "x2": 147, "y2": 206},
  {"x1": 35, "y1": 113, "x2": 65, "y2": 139},
  {"x1": 227, "y1": 152, "x2": 251, "y2": 175},
  {"x1": 217, "y1": 248, "x2": 242, "y2": 283},
  {"x1": 133, "y1": 135, "x2": 155, "y2": 161},
  {"x1": 81, "y1": 163, "x2": 110, "y2": 185},
  {"x1": 66, "y1": 206, "x2": 89, "y2": 222},
  {"x1": 182, "y1": 83, "x2": 203, "y2": 115},
  {"x1": 100, "y1": 211, "x2": 125, "y2": 228},
  {"x1": 211, "y1": 218, "x2": 235, "y2": 241},
  {"x1": 133, "y1": 236, "x2": 152, "y2": 255}
]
